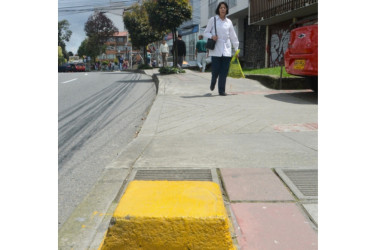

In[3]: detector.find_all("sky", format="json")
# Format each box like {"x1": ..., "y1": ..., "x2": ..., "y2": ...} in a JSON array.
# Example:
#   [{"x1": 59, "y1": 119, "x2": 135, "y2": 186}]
[{"x1": 58, "y1": 0, "x2": 137, "y2": 54}]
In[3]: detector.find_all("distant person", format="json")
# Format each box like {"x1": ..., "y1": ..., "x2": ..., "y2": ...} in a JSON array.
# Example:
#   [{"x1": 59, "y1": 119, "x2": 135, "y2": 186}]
[
  {"x1": 172, "y1": 34, "x2": 186, "y2": 68},
  {"x1": 136, "y1": 53, "x2": 143, "y2": 65},
  {"x1": 159, "y1": 40, "x2": 169, "y2": 67},
  {"x1": 146, "y1": 51, "x2": 151, "y2": 66},
  {"x1": 204, "y1": 1, "x2": 239, "y2": 96},
  {"x1": 195, "y1": 35, "x2": 207, "y2": 72},
  {"x1": 123, "y1": 59, "x2": 128, "y2": 69},
  {"x1": 119, "y1": 56, "x2": 124, "y2": 70}
]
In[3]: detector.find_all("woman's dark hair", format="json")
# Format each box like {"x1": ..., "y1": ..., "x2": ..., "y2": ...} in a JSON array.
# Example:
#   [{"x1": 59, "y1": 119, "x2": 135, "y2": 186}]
[{"x1": 215, "y1": 1, "x2": 229, "y2": 15}]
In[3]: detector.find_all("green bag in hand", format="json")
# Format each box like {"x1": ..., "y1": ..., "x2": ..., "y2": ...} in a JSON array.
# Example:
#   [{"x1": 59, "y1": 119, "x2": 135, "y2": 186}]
[{"x1": 228, "y1": 49, "x2": 245, "y2": 78}]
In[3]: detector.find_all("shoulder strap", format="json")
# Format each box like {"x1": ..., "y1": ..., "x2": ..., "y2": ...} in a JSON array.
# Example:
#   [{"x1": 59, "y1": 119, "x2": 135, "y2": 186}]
[{"x1": 214, "y1": 16, "x2": 217, "y2": 35}]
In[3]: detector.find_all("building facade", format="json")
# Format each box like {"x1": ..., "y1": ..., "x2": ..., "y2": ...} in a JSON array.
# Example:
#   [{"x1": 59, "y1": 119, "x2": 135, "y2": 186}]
[
  {"x1": 98, "y1": 31, "x2": 132, "y2": 62},
  {"x1": 199, "y1": 0, "x2": 317, "y2": 69},
  {"x1": 101, "y1": 0, "x2": 318, "y2": 69},
  {"x1": 247, "y1": 0, "x2": 318, "y2": 68},
  {"x1": 176, "y1": 0, "x2": 201, "y2": 62}
]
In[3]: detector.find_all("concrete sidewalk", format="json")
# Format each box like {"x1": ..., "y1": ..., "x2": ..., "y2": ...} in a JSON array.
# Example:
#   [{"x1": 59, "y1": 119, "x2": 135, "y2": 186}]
[{"x1": 59, "y1": 69, "x2": 317, "y2": 249}]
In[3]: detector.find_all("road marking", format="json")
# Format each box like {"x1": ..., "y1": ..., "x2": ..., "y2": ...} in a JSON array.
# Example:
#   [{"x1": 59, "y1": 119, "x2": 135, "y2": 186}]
[{"x1": 61, "y1": 78, "x2": 78, "y2": 84}]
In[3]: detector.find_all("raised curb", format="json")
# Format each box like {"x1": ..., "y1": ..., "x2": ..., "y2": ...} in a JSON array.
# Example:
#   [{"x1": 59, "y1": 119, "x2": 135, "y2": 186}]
[
  {"x1": 58, "y1": 168, "x2": 130, "y2": 249},
  {"x1": 245, "y1": 74, "x2": 312, "y2": 90},
  {"x1": 99, "y1": 180, "x2": 235, "y2": 250}
]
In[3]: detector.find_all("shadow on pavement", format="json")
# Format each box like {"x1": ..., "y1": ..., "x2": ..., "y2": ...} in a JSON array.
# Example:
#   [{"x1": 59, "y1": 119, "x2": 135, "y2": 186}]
[
  {"x1": 265, "y1": 92, "x2": 318, "y2": 104},
  {"x1": 180, "y1": 93, "x2": 218, "y2": 98}
]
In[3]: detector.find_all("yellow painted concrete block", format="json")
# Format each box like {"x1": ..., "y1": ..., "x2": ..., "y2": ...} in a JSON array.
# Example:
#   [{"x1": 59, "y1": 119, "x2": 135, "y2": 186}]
[{"x1": 100, "y1": 180, "x2": 235, "y2": 250}]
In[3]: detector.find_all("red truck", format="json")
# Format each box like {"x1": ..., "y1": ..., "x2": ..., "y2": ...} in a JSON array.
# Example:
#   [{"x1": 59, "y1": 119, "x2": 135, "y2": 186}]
[{"x1": 284, "y1": 24, "x2": 318, "y2": 92}]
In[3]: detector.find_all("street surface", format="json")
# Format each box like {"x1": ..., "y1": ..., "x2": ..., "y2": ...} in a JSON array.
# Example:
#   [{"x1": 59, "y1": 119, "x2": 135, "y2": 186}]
[
  {"x1": 58, "y1": 71, "x2": 156, "y2": 228},
  {"x1": 58, "y1": 69, "x2": 318, "y2": 249}
]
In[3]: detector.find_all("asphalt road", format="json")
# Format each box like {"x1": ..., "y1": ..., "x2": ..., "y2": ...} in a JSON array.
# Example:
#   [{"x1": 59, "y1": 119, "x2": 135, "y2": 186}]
[{"x1": 58, "y1": 71, "x2": 156, "y2": 228}]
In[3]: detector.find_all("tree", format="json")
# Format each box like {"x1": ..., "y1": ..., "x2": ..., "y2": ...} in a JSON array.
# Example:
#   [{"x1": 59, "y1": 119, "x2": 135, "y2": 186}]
[
  {"x1": 84, "y1": 12, "x2": 118, "y2": 61},
  {"x1": 58, "y1": 20, "x2": 72, "y2": 60},
  {"x1": 58, "y1": 46, "x2": 65, "y2": 65},
  {"x1": 123, "y1": 3, "x2": 164, "y2": 62},
  {"x1": 144, "y1": 0, "x2": 192, "y2": 67},
  {"x1": 78, "y1": 37, "x2": 106, "y2": 61},
  {"x1": 77, "y1": 39, "x2": 88, "y2": 58}
]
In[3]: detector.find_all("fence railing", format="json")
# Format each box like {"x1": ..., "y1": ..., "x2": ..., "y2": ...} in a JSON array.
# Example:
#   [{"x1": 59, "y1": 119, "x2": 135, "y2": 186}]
[{"x1": 250, "y1": 0, "x2": 317, "y2": 24}]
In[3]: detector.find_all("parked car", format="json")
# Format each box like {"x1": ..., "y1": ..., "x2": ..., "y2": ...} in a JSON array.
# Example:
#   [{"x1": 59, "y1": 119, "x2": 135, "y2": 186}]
[
  {"x1": 58, "y1": 63, "x2": 77, "y2": 72},
  {"x1": 284, "y1": 24, "x2": 318, "y2": 92},
  {"x1": 75, "y1": 63, "x2": 86, "y2": 72}
]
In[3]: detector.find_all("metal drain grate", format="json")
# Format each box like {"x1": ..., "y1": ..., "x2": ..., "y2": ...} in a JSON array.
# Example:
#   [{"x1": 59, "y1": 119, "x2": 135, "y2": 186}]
[
  {"x1": 134, "y1": 169, "x2": 213, "y2": 181},
  {"x1": 282, "y1": 169, "x2": 318, "y2": 197}
]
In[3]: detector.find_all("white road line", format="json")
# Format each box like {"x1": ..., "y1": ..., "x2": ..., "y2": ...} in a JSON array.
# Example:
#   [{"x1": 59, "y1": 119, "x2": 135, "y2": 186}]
[{"x1": 61, "y1": 78, "x2": 78, "y2": 84}]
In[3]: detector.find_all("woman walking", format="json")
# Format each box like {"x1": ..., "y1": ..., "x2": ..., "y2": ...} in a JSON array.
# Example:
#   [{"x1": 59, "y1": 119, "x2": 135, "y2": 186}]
[{"x1": 204, "y1": 1, "x2": 239, "y2": 96}]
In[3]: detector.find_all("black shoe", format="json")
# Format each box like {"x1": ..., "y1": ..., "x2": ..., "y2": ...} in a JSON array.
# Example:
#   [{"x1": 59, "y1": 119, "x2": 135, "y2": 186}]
[
  {"x1": 210, "y1": 85, "x2": 215, "y2": 91},
  {"x1": 219, "y1": 92, "x2": 227, "y2": 96}
]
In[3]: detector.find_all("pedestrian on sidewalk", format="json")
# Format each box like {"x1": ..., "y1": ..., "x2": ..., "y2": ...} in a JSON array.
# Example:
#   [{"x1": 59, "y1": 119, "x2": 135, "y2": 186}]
[
  {"x1": 119, "y1": 55, "x2": 124, "y2": 71},
  {"x1": 172, "y1": 34, "x2": 186, "y2": 68},
  {"x1": 204, "y1": 1, "x2": 239, "y2": 96},
  {"x1": 195, "y1": 35, "x2": 207, "y2": 72},
  {"x1": 123, "y1": 59, "x2": 128, "y2": 69},
  {"x1": 159, "y1": 40, "x2": 169, "y2": 67}
]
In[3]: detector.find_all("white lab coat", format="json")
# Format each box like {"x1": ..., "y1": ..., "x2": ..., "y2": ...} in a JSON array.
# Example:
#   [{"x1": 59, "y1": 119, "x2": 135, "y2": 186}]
[{"x1": 204, "y1": 15, "x2": 239, "y2": 57}]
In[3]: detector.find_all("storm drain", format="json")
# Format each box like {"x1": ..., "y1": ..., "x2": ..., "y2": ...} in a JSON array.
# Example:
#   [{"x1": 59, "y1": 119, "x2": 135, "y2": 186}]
[
  {"x1": 275, "y1": 169, "x2": 318, "y2": 200},
  {"x1": 134, "y1": 169, "x2": 213, "y2": 181}
]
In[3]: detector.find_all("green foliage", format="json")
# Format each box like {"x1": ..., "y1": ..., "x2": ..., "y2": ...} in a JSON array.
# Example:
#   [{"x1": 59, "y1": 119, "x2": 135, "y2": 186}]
[
  {"x1": 83, "y1": 12, "x2": 118, "y2": 60},
  {"x1": 243, "y1": 66, "x2": 295, "y2": 78},
  {"x1": 159, "y1": 66, "x2": 185, "y2": 74},
  {"x1": 144, "y1": 0, "x2": 192, "y2": 67},
  {"x1": 58, "y1": 46, "x2": 65, "y2": 65},
  {"x1": 78, "y1": 37, "x2": 105, "y2": 62},
  {"x1": 84, "y1": 12, "x2": 118, "y2": 42},
  {"x1": 123, "y1": 3, "x2": 164, "y2": 59},
  {"x1": 138, "y1": 64, "x2": 153, "y2": 70},
  {"x1": 144, "y1": 0, "x2": 192, "y2": 34},
  {"x1": 58, "y1": 19, "x2": 72, "y2": 60},
  {"x1": 58, "y1": 20, "x2": 72, "y2": 44},
  {"x1": 77, "y1": 39, "x2": 88, "y2": 58},
  {"x1": 101, "y1": 60, "x2": 109, "y2": 65}
]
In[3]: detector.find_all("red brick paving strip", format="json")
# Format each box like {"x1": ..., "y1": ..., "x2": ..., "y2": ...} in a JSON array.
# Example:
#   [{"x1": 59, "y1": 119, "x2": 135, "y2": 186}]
[
  {"x1": 220, "y1": 168, "x2": 294, "y2": 201},
  {"x1": 231, "y1": 203, "x2": 318, "y2": 250}
]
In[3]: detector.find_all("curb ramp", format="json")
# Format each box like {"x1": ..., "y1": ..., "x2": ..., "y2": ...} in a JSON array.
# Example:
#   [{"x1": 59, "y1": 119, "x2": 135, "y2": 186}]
[{"x1": 99, "y1": 180, "x2": 236, "y2": 250}]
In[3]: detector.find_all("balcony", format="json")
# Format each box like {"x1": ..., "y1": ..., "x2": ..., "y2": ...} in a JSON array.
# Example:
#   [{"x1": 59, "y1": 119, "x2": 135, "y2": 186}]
[{"x1": 250, "y1": 0, "x2": 317, "y2": 25}]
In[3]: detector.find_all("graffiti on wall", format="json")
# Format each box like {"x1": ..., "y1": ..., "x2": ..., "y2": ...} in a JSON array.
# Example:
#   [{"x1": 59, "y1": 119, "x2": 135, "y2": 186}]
[{"x1": 270, "y1": 29, "x2": 290, "y2": 67}]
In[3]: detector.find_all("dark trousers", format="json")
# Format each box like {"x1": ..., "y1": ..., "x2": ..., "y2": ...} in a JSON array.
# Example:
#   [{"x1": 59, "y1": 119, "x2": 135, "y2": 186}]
[
  {"x1": 211, "y1": 56, "x2": 232, "y2": 94},
  {"x1": 177, "y1": 56, "x2": 184, "y2": 67}
]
